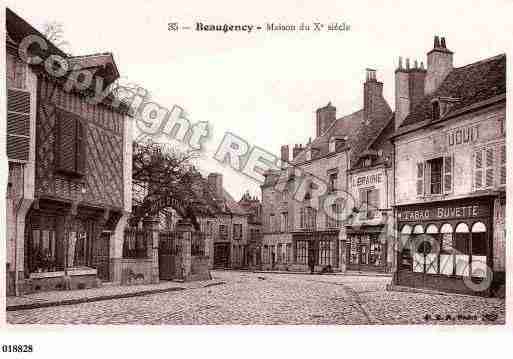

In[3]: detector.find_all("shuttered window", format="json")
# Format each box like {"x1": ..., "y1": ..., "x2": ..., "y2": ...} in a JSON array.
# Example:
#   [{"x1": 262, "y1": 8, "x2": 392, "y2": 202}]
[
  {"x1": 56, "y1": 110, "x2": 87, "y2": 176},
  {"x1": 474, "y1": 150, "x2": 483, "y2": 190},
  {"x1": 485, "y1": 147, "x2": 494, "y2": 188},
  {"x1": 443, "y1": 156, "x2": 453, "y2": 193},
  {"x1": 7, "y1": 89, "x2": 31, "y2": 161},
  {"x1": 416, "y1": 162, "x2": 424, "y2": 196},
  {"x1": 500, "y1": 144, "x2": 506, "y2": 186}
]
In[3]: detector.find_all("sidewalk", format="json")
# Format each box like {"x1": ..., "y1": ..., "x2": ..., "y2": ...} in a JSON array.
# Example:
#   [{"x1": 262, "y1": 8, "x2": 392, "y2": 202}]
[
  {"x1": 6, "y1": 279, "x2": 225, "y2": 311},
  {"x1": 229, "y1": 269, "x2": 393, "y2": 277}
]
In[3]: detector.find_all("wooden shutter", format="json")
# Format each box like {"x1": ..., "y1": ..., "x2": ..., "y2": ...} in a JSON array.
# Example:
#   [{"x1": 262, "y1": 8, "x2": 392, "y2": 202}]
[
  {"x1": 7, "y1": 89, "x2": 30, "y2": 161},
  {"x1": 500, "y1": 144, "x2": 506, "y2": 186},
  {"x1": 56, "y1": 111, "x2": 77, "y2": 173},
  {"x1": 443, "y1": 156, "x2": 453, "y2": 193},
  {"x1": 474, "y1": 149, "x2": 483, "y2": 190},
  {"x1": 76, "y1": 120, "x2": 86, "y2": 174},
  {"x1": 485, "y1": 147, "x2": 494, "y2": 188},
  {"x1": 416, "y1": 162, "x2": 424, "y2": 196}
]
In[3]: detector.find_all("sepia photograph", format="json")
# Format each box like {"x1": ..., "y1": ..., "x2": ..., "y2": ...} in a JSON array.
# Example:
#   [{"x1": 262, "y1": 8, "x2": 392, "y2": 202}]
[{"x1": 1, "y1": 0, "x2": 512, "y2": 357}]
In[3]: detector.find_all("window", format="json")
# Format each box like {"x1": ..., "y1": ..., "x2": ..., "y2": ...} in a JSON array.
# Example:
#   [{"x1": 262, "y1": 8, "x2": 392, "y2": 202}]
[
  {"x1": 319, "y1": 240, "x2": 332, "y2": 266},
  {"x1": 359, "y1": 188, "x2": 379, "y2": 219},
  {"x1": 277, "y1": 244, "x2": 282, "y2": 263},
  {"x1": 269, "y1": 214, "x2": 275, "y2": 232},
  {"x1": 369, "y1": 236, "x2": 385, "y2": 267},
  {"x1": 219, "y1": 224, "x2": 228, "y2": 240},
  {"x1": 56, "y1": 110, "x2": 87, "y2": 176},
  {"x1": 428, "y1": 157, "x2": 443, "y2": 194},
  {"x1": 206, "y1": 221, "x2": 213, "y2": 236},
  {"x1": 417, "y1": 156, "x2": 453, "y2": 196},
  {"x1": 399, "y1": 225, "x2": 413, "y2": 269},
  {"x1": 123, "y1": 228, "x2": 149, "y2": 259},
  {"x1": 7, "y1": 52, "x2": 26, "y2": 89},
  {"x1": 233, "y1": 224, "x2": 242, "y2": 241},
  {"x1": 328, "y1": 171, "x2": 338, "y2": 192},
  {"x1": 286, "y1": 243, "x2": 291, "y2": 264},
  {"x1": 474, "y1": 145, "x2": 505, "y2": 190},
  {"x1": 300, "y1": 207, "x2": 317, "y2": 231},
  {"x1": 296, "y1": 240, "x2": 308, "y2": 264},
  {"x1": 280, "y1": 212, "x2": 288, "y2": 232},
  {"x1": 28, "y1": 216, "x2": 62, "y2": 273}
]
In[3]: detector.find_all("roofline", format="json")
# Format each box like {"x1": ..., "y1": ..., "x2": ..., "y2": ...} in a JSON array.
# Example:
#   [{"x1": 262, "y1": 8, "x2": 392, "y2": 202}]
[{"x1": 390, "y1": 94, "x2": 506, "y2": 140}]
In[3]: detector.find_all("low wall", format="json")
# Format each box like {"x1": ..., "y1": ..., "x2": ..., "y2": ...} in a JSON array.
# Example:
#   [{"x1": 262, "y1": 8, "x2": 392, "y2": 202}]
[
  {"x1": 19, "y1": 273, "x2": 99, "y2": 294},
  {"x1": 111, "y1": 258, "x2": 154, "y2": 285}
]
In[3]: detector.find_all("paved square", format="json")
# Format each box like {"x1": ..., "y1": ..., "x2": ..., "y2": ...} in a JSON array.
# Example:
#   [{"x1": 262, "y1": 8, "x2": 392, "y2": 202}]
[{"x1": 6, "y1": 271, "x2": 505, "y2": 325}]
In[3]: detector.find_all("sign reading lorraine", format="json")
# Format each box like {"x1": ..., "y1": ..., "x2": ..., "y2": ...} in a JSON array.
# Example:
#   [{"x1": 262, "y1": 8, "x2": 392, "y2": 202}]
[
  {"x1": 353, "y1": 172, "x2": 383, "y2": 187},
  {"x1": 397, "y1": 202, "x2": 489, "y2": 222}
]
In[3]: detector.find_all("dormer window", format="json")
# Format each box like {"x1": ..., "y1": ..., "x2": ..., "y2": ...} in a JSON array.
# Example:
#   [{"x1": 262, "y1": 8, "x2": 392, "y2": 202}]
[
  {"x1": 306, "y1": 149, "x2": 312, "y2": 161},
  {"x1": 329, "y1": 138, "x2": 336, "y2": 153},
  {"x1": 432, "y1": 100, "x2": 441, "y2": 121}
]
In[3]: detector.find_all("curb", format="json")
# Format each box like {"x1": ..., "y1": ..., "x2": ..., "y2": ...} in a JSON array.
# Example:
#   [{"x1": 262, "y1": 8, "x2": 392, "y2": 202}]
[
  {"x1": 385, "y1": 284, "x2": 493, "y2": 299},
  {"x1": 7, "y1": 280, "x2": 228, "y2": 312},
  {"x1": 246, "y1": 270, "x2": 392, "y2": 277},
  {"x1": 6, "y1": 286, "x2": 187, "y2": 312}
]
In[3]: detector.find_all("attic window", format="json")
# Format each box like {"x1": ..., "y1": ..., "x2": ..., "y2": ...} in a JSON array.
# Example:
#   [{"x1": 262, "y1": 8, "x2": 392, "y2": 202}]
[{"x1": 432, "y1": 100, "x2": 441, "y2": 121}]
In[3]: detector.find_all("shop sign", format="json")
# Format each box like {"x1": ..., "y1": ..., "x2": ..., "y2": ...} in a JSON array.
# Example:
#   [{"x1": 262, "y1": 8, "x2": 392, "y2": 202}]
[
  {"x1": 353, "y1": 171, "x2": 383, "y2": 187},
  {"x1": 397, "y1": 203, "x2": 489, "y2": 222}
]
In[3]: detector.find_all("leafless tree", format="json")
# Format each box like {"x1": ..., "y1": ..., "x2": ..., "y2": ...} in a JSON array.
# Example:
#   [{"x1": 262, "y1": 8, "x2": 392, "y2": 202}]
[
  {"x1": 42, "y1": 21, "x2": 71, "y2": 54},
  {"x1": 132, "y1": 140, "x2": 219, "y2": 230}
]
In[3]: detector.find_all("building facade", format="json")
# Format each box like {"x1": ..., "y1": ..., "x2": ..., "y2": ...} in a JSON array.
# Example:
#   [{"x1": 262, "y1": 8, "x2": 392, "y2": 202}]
[
  {"x1": 261, "y1": 69, "x2": 394, "y2": 273},
  {"x1": 6, "y1": 9, "x2": 132, "y2": 295},
  {"x1": 392, "y1": 37, "x2": 506, "y2": 296},
  {"x1": 238, "y1": 191, "x2": 263, "y2": 270}
]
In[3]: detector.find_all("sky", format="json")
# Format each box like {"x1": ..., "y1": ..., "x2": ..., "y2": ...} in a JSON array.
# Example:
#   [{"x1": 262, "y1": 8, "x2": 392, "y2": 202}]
[{"x1": 5, "y1": 0, "x2": 513, "y2": 200}]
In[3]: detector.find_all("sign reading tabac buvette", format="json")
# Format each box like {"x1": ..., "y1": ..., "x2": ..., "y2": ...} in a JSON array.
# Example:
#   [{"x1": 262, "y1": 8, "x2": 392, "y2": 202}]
[{"x1": 397, "y1": 201, "x2": 490, "y2": 222}]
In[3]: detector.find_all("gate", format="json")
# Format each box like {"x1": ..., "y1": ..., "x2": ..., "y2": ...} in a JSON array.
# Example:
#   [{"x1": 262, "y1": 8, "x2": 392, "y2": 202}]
[
  {"x1": 159, "y1": 231, "x2": 180, "y2": 280},
  {"x1": 92, "y1": 232, "x2": 111, "y2": 281},
  {"x1": 213, "y1": 242, "x2": 230, "y2": 268}
]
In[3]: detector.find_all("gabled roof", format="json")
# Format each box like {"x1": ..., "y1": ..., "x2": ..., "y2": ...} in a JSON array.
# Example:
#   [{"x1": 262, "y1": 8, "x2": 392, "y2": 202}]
[
  {"x1": 292, "y1": 109, "x2": 364, "y2": 164},
  {"x1": 6, "y1": 8, "x2": 121, "y2": 89},
  {"x1": 400, "y1": 54, "x2": 506, "y2": 128}
]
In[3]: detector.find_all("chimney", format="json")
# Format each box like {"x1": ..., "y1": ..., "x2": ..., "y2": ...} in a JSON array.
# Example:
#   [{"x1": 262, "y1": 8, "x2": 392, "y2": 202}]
[
  {"x1": 280, "y1": 144, "x2": 289, "y2": 168},
  {"x1": 292, "y1": 144, "x2": 303, "y2": 159},
  {"x1": 315, "y1": 102, "x2": 336, "y2": 137},
  {"x1": 364, "y1": 68, "x2": 384, "y2": 120},
  {"x1": 395, "y1": 57, "x2": 427, "y2": 130},
  {"x1": 207, "y1": 173, "x2": 223, "y2": 198},
  {"x1": 425, "y1": 35, "x2": 453, "y2": 95}
]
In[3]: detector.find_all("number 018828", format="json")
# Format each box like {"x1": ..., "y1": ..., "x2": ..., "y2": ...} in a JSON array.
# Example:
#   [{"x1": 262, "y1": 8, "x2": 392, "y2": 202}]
[{"x1": 1, "y1": 344, "x2": 34, "y2": 353}]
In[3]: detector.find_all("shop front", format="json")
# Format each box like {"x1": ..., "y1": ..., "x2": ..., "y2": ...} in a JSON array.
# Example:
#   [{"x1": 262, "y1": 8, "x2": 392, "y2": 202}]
[
  {"x1": 291, "y1": 230, "x2": 339, "y2": 272},
  {"x1": 345, "y1": 226, "x2": 388, "y2": 272},
  {"x1": 395, "y1": 196, "x2": 494, "y2": 296}
]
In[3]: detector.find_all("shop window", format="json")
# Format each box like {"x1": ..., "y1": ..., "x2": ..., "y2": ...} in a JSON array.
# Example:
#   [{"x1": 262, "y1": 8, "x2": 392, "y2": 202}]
[
  {"x1": 286, "y1": 243, "x2": 291, "y2": 264},
  {"x1": 277, "y1": 244, "x2": 282, "y2": 263},
  {"x1": 471, "y1": 222, "x2": 487, "y2": 278},
  {"x1": 296, "y1": 240, "x2": 308, "y2": 264},
  {"x1": 439, "y1": 223, "x2": 455, "y2": 276},
  {"x1": 399, "y1": 225, "x2": 413, "y2": 270},
  {"x1": 424, "y1": 224, "x2": 439, "y2": 274},
  {"x1": 28, "y1": 216, "x2": 62, "y2": 273},
  {"x1": 369, "y1": 237, "x2": 385, "y2": 266},
  {"x1": 319, "y1": 240, "x2": 332, "y2": 266},
  {"x1": 454, "y1": 223, "x2": 470, "y2": 276}
]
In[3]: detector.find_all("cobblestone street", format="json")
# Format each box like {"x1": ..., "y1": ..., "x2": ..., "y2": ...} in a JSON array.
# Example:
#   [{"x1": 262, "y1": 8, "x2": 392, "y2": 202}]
[{"x1": 7, "y1": 271, "x2": 505, "y2": 325}]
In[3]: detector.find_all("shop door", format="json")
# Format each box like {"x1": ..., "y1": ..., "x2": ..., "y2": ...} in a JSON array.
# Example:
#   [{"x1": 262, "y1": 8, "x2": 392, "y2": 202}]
[
  {"x1": 92, "y1": 232, "x2": 110, "y2": 281},
  {"x1": 214, "y1": 243, "x2": 230, "y2": 268}
]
